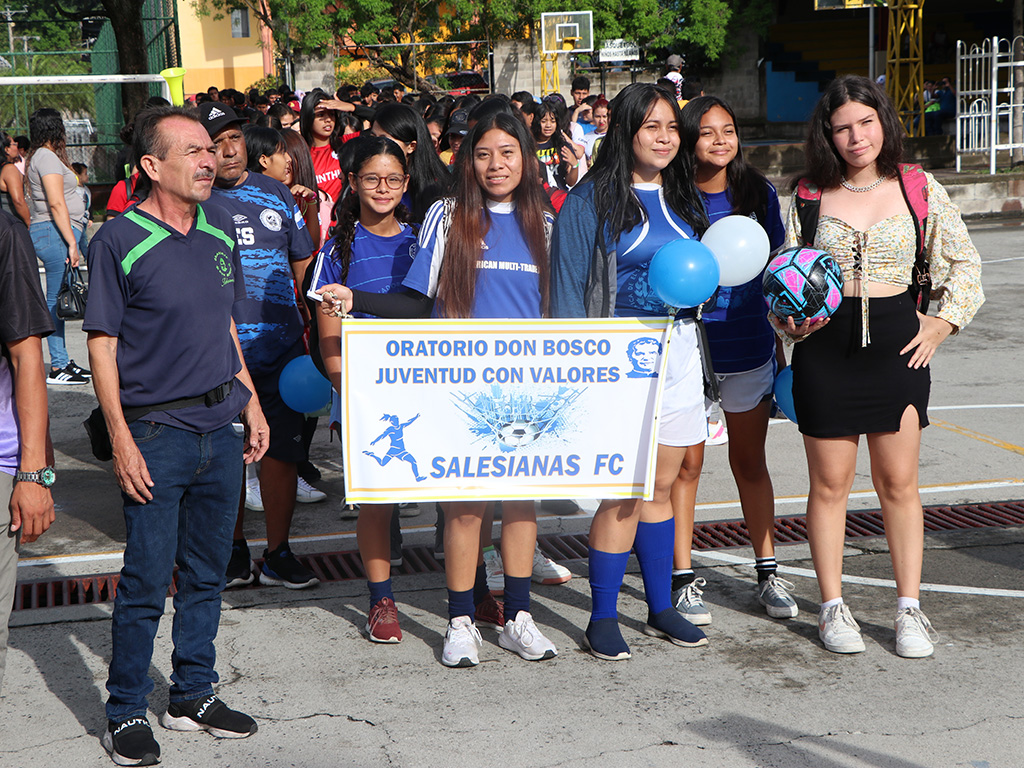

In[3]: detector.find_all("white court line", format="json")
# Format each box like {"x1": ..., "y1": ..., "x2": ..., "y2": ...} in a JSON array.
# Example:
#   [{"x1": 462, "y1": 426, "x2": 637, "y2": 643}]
[
  {"x1": 981, "y1": 256, "x2": 1024, "y2": 264},
  {"x1": 695, "y1": 550, "x2": 1024, "y2": 598},
  {"x1": 929, "y1": 404, "x2": 1024, "y2": 411}
]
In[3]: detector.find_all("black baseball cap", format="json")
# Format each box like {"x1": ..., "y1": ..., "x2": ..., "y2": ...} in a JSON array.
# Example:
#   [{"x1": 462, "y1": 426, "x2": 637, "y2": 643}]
[
  {"x1": 198, "y1": 101, "x2": 248, "y2": 137},
  {"x1": 447, "y1": 109, "x2": 469, "y2": 137}
]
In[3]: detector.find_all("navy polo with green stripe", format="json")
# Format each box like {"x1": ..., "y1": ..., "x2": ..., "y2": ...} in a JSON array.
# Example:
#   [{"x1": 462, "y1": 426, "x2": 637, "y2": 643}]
[{"x1": 84, "y1": 201, "x2": 251, "y2": 433}]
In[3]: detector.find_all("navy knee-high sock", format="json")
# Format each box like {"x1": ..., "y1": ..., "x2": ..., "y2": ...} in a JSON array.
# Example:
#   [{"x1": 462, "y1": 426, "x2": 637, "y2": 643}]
[
  {"x1": 588, "y1": 547, "x2": 630, "y2": 621},
  {"x1": 633, "y1": 519, "x2": 674, "y2": 615},
  {"x1": 472, "y1": 563, "x2": 489, "y2": 607}
]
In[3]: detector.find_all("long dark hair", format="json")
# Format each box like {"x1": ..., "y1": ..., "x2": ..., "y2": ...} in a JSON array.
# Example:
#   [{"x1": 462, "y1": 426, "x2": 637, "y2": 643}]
[
  {"x1": 681, "y1": 95, "x2": 769, "y2": 219},
  {"x1": 589, "y1": 83, "x2": 707, "y2": 243},
  {"x1": 531, "y1": 98, "x2": 568, "y2": 148},
  {"x1": 242, "y1": 124, "x2": 286, "y2": 173},
  {"x1": 800, "y1": 74, "x2": 905, "y2": 190},
  {"x1": 372, "y1": 102, "x2": 450, "y2": 222},
  {"x1": 300, "y1": 88, "x2": 343, "y2": 154},
  {"x1": 26, "y1": 108, "x2": 72, "y2": 174},
  {"x1": 0, "y1": 130, "x2": 10, "y2": 168},
  {"x1": 280, "y1": 130, "x2": 318, "y2": 192},
  {"x1": 437, "y1": 111, "x2": 552, "y2": 319},
  {"x1": 326, "y1": 135, "x2": 410, "y2": 283}
]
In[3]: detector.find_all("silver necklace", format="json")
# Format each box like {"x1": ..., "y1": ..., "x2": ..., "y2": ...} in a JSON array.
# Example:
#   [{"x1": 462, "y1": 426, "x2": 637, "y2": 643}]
[{"x1": 841, "y1": 175, "x2": 885, "y2": 193}]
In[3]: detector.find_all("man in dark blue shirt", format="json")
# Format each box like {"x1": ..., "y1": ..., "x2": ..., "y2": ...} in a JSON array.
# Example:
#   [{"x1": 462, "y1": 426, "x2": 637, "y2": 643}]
[
  {"x1": 200, "y1": 101, "x2": 319, "y2": 590},
  {"x1": 85, "y1": 106, "x2": 268, "y2": 767}
]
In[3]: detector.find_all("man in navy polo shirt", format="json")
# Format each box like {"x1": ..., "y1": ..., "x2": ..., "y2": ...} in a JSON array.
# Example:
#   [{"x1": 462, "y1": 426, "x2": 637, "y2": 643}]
[
  {"x1": 198, "y1": 101, "x2": 319, "y2": 590},
  {"x1": 85, "y1": 106, "x2": 268, "y2": 766}
]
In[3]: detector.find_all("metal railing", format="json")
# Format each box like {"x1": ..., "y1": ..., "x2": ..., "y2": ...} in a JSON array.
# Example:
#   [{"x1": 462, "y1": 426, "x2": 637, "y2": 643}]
[{"x1": 956, "y1": 36, "x2": 1024, "y2": 174}]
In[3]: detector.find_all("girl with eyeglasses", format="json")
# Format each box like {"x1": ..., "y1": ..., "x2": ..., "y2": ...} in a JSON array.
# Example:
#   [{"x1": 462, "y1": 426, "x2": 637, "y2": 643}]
[{"x1": 308, "y1": 136, "x2": 417, "y2": 644}]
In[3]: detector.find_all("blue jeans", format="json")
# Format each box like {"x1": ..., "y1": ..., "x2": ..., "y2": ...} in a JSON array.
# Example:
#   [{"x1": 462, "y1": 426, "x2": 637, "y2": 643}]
[
  {"x1": 105, "y1": 421, "x2": 243, "y2": 722},
  {"x1": 28, "y1": 220, "x2": 82, "y2": 371}
]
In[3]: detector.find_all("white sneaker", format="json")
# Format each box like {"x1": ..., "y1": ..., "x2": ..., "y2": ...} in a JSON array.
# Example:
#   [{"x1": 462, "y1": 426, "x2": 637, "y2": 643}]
[
  {"x1": 673, "y1": 577, "x2": 712, "y2": 626},
  {"x1": 483, "y1": 548, "x2": 504, "y2": 594},
  {"x1": 498, "y1": 610, "x2": 558, "y2": 661},
  {"x1": 895, "y1": 607, "x2": 937, "y2": 658},
  {"x1": 244, "y1": 481, "x2": 264, "y2": 512},
  {"x1": 818, "y1": 602, "x2": 866, "y2": 653},
  {"x1": 706, "y1": 420, "x2": 729, "y2": 446},
  {"x1": 442, "y1": 616, "x2": 482, "y2": 667},
  {"x1": 296, "y1": 476, "x2": 327, "y2": 503},
  {"x1": 531, "y1": 544, "x2": 571, "y2": 584}
]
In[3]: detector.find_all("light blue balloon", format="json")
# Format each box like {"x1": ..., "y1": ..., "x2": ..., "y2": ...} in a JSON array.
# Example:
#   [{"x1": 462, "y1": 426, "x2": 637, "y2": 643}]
[
  {"x1": 649, "y1": 238, "x2": 721, "y2": 309},
  {"x1": 279, "y1": 355, "x2": 332, "y2": 414},
  {"x1": 773, "y1": 366, "x2": 798, "y2": 424}
]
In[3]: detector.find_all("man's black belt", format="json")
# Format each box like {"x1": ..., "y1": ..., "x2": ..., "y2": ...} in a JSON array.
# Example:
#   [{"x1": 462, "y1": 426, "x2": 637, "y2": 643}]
[{"x1": 121, "y1": 379, "x2": 235, "y2": 423}]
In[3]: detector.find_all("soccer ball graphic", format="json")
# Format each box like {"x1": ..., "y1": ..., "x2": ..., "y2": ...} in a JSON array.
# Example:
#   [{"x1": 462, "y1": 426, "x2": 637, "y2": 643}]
[
  {"x1": 762, "y1": 246, "x2": 844, "y2": 323},
  {"x1": 498, "y1": 420, "x2": 541, "y2": 448}
]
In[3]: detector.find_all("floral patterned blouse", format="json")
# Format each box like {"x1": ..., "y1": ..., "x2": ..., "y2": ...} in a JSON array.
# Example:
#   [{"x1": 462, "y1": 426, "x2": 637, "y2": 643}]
[{"x1": 785, "y1": 171, "x2": 984, "y2": 346}]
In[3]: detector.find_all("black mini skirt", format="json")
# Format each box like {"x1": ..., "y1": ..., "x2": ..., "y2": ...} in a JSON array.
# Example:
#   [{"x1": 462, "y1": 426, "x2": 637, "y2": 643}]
[{"x1": 791, "y1": 292, "x2": 930, "y2": 438}]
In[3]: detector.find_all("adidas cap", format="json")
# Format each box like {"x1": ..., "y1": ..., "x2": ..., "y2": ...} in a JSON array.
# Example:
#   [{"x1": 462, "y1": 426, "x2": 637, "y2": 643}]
[{"x1": 198, "y1": 101, "x2": 248, "y2": 137}]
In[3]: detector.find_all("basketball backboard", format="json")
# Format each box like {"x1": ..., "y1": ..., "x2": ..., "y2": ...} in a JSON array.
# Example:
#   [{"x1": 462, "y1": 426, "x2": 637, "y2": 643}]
[{"x1": 540, "y1": 11, "x2": 594, "y2": 54}]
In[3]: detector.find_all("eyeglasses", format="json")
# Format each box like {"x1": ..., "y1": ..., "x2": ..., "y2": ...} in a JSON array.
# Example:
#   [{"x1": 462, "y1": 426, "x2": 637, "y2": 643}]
[{"x1": 357, "y1": 173, "x2": 407, "y2": 190}]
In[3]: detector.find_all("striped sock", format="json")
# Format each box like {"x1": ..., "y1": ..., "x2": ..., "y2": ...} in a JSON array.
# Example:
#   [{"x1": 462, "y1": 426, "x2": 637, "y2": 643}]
[{"x1": 755, "y1": 556, "x2": 777, "y2": 584}]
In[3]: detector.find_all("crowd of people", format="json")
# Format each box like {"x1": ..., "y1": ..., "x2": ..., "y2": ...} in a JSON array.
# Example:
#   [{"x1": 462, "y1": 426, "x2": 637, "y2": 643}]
[{"x1": 0, "y1": 67, "x2": 984, "y2": 767}]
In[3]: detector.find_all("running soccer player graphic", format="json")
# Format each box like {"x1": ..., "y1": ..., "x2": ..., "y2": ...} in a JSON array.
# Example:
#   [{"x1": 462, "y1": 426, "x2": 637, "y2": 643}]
[{"x1": 364, "y1": 414, "x2": 427, "y2": 481}]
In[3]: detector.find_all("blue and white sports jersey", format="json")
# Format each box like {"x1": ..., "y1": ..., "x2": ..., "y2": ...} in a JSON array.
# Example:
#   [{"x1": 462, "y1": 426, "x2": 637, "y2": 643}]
[
  {"x1": 308, "y1": 221, "x2": 418, "y2": 319},
  {"x1": 211, "y1": 172, "x2": 314, "y2": 375},
  {"x1": 613, "y1": 184, "x2": 697, "y2": 318},
  {"x1": 403, "y1": 198, "x2": 550, "y2": 319},
  {"x1": 701, "y1": 185, "x2": 785, "y2": 373}
]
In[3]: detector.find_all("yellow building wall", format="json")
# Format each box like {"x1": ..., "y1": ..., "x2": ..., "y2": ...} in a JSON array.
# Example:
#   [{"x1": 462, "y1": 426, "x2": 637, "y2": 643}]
[{"x1": 176, "y1": 2, "x2": 269, "y2": 95}]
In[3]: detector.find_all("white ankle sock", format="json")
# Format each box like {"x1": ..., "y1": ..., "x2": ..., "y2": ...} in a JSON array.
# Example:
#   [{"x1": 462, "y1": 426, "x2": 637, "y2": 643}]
[
  {"x1": 820, "y1": 597, "x2": 843, "y2": 614},
  {"x1": 896, "y1": 596, "x2": 920, "y2": 612}
]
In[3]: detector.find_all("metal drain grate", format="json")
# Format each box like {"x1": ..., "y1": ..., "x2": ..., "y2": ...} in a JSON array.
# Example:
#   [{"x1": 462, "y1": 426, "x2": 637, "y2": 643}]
[{"x1": 13, "y1": 500, "x2": 1024, "y2": 612}]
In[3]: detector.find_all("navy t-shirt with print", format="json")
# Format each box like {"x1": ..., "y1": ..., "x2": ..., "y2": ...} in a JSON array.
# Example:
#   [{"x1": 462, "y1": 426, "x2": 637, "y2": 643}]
[
  {"x1": 701, "y1": 185, "x2": 785, "y2": 373},
  {"x1": 211, "y1": 171, "x2": 314, "y2": 376},
  {"x1": 308, "y1": 221, "x2": 417, "y2": 319},
  {"x1": 403, "y1": 198, "x2": 547, "y2": 319},
  {"x1": 613, "y1": 184, "x2": 698, "y2": 318},
  {"x1": 83, "y1": 203, "x2": 251, "y2": 433}
]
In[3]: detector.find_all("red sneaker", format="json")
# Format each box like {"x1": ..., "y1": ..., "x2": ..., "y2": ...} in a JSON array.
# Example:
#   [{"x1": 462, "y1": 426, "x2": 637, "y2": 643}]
[
  {"x1": 366, "y1": 597, "x2": 402, "y2": 643},
  {"x1": 474, "y1": 592, "x2": 505, "y2": 629}
]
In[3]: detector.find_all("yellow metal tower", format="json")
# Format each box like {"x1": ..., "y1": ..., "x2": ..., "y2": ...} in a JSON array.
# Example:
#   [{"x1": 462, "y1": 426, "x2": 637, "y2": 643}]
[{"x1": 885, "y1": 0, "x2": 926, "y2": 137}]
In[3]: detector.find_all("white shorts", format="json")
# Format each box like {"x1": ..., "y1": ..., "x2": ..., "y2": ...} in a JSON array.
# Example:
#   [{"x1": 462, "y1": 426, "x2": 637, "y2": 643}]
[
  {"x1": 714, "y1": 356, "x2": 777, "y2": 414},
  {"x1": 657, "y1": 319, "x2": 707, "y2": 448}
]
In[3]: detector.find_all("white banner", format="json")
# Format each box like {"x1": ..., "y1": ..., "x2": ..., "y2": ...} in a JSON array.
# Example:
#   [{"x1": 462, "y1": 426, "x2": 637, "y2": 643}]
[{"x1": 339, "y1": 318, "x2": 672, "y2": 503}]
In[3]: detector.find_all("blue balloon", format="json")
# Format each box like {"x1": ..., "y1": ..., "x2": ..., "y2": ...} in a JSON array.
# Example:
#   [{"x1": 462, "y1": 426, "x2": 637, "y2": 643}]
[
  {"x1": 773, "y1": 366, "x2": 798, "y2": 424},
  {"x1": 279, "y1": 355, "x2": 332, "y2": 414},
  {"x1": 648, "y1": 238, "x2": 721, "y2": 309}
]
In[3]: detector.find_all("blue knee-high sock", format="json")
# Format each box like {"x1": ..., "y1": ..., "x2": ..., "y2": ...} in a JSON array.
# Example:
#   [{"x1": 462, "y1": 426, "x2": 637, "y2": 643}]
[
  {"x1": 633, "y1": 519, "x2": 675, "y2": 615},
  {"x1": 503, "y1": 575, "x2": 531, "y2": 622},
  {"x1": 588, "y1": 547, "x2": 630, "y2": 621},
  {"x1": 448, "y1": 588, "x2": 475, "y2": 621},
  {"x1": 472, "y1": 563, "x2": 489, "y2": 607},
  {"x1": 368, "y1": 578, "x2": 393, "y2": 610}
]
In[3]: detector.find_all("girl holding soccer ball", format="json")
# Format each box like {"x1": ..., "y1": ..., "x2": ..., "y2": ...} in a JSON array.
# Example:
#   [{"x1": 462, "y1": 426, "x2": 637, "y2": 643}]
[{"x1": 783, "y1": 75, "x2": 984, "y2": 658}]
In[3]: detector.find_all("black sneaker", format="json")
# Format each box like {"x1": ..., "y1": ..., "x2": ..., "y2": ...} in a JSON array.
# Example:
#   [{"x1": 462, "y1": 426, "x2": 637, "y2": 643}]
[
  {"x1": 259, "y1": 544, "x2": 319, "y2": 589},
  {"x1": 67, "y1": 359, "x2": 92, "y2": 378},
  {"x1": 102, "y1": 716, "x2": 160, "y2": 766},
  {"x1": 224, "y1": 539, "x2": 255, "y2": 589},
  {"x1": 159, "y1": 694, "x2": 257, "y2": 739},
  {"x1": 47, "y1": 365, "x2": 89, "y2": 386}
]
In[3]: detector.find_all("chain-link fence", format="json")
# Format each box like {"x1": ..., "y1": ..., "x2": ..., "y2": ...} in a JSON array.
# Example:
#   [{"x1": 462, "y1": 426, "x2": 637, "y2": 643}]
[{"x1": 0, "y1": 0, "x2": 180, "y2": 183}]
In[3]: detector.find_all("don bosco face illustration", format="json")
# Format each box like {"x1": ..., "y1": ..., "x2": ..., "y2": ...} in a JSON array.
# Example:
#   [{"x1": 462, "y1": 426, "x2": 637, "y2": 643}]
[{"x1": 626, "y1": 337, "x2": 661, "y2": 378}]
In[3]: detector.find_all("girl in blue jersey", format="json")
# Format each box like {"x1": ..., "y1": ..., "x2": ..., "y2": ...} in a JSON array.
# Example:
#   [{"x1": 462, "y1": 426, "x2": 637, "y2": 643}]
[
  {"x1": 320, "y1": 111, "x2": 560, "y2": 668},
  {"x1": 550, "y1": 82, "x2": 711, "y2": 660},
  {"x1": 309, "y1": 136, "x2": 418, "y2": 644},
  {"x1": 670, "y1": 96, "x2": 796, "y2": 626}
]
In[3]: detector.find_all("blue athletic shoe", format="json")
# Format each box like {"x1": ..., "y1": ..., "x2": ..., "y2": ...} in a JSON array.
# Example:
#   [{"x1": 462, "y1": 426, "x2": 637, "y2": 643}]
[
  {"x1": 643, "y1": 607, "x2": 709, "y2": 647},
  {"x1": 583, "y1": 618, "x2": 631, "y2": 661}
]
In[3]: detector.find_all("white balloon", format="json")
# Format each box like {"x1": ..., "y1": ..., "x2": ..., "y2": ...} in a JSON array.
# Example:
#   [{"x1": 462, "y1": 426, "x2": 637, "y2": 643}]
[{"x1": 700, "y1": 215, "x2": 771, "y2": 287}]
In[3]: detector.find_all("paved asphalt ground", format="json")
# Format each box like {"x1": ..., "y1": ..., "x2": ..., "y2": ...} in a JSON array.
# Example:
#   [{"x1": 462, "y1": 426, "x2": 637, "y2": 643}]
[{"x1": 0, "y1": 221, "x2": 1021, "y2": 767}]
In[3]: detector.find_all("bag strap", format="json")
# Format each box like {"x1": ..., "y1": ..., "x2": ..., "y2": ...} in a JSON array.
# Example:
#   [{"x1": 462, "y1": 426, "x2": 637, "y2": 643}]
[
  {"x1": 794, "y1": 178, "x2": 821, "y2": 247},
  {"x1": 896, "y1": 164, "x2": 931, "y2": 313}
]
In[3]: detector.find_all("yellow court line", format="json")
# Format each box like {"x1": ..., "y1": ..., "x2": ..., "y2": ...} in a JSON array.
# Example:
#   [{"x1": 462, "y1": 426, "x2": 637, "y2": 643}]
[{"x1": 931, "y1": 418, "x2": 1024, "y2": 457}]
